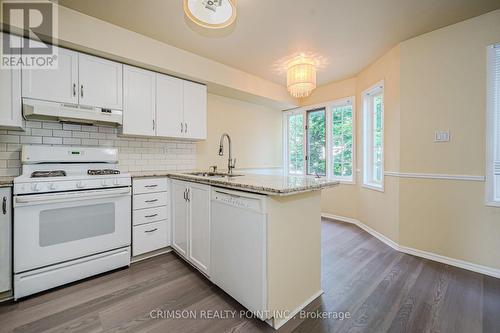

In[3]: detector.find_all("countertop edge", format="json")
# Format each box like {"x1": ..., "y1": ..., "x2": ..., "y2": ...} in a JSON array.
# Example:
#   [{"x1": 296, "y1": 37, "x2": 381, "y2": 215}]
[{"x1": 131, "y1": 172, "x2": 340, "y2": 196}]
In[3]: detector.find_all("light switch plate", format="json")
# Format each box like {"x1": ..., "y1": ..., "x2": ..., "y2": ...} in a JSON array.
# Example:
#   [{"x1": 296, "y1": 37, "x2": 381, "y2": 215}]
[{"x1": 434, "y1": 130, "x2": 450, "y2": 142}]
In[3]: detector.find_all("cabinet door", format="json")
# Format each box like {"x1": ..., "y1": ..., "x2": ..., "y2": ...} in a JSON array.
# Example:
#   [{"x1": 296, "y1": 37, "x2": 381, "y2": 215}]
[
  {"x1": 188, "y1": 183, "x2": 210, "y2": 275},
  {"x1": 123, "y1": 65, "x2": 155, "y2": 136},
  {"x1": 0, "y1": 34, "x2": 22, "y2": 129},
  {"x1": 22, "y1": 45, "x2": 78, "y2": 104},
  {"x1": 0, "y1": 188, "x2": 11, "y2": 293},
  {"x1": 155, "y1": 74, "x2": 184, "y2": 138},
  {"x1": 78, "y1": 53, "x2": 123, "y2": 110},
  {"x1": 171, "y1": 180, "x2": 188, "y2": 258},
  {"x1": 183, "y1": 81, "x2": 207, "y2": 140}
]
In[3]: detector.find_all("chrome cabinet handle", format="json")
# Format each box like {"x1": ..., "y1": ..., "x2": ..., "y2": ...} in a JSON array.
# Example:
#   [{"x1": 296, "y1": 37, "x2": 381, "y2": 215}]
[
  {"x1": 145, "y1": 199, "x2": 158, "y2": 203},
  {"x1": 145, "y1": 213, "x2": 158, "y2": 218},
  {"x1": 181, "y1": 122, "x2": 183, "y2": 133},
  {"x1": 144, "y1": 228, "x2": 158, "y2": 233},
  {"x1": 73, "y1": 83, "x2": 76, "y2": 97},
  {"x1": 153, "y1": 119, "x2": 155, "y2": 131},
  {"x1": 144, "y1": 184, "x2": 158, "y2": 188},
  {"x1": 80, "y1": 84, "x2": 84, "y2": 98},
  {"x1": 184, "y1": 122, "x2": 187, "y2": 133},
  {"x1": 2, "y1": 197, "x2": 6, "y2": 215},
  {"x1": 186, "y1": 189, "x2": 190, "y2": 202},
  {"x1": 183, "y1": 189, "x2": 187, "y2": 201}
]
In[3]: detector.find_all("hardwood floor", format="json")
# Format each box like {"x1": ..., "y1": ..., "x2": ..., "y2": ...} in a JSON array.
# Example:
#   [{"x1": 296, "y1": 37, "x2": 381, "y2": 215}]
[{"x1": 1, "y1": 219, "x2": 499, "y2": 333}]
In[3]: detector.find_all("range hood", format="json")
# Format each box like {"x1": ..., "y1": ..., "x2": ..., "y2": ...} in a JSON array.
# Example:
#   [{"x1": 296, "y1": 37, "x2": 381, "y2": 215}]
[{"x1": 22, "y1": 99, "x2": 123, "y2": 126}]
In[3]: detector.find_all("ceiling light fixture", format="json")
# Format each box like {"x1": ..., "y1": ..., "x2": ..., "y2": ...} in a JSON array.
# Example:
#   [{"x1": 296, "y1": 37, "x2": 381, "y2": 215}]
[
  {"x1": 183, "y1": 0, "x2": 237, "y2": 29},
  {"x1": 286, "y1": 54, "x2": 318, "y2": 98}
]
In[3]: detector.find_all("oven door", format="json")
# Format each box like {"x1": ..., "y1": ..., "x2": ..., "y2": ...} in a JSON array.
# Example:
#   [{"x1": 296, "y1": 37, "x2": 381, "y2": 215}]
[{"x1": 14, "y1": 187, "x2": 131, "y2": 273}]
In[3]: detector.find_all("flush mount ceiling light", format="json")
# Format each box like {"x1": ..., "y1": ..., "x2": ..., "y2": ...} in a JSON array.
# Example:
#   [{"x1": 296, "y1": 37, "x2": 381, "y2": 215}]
[
  {"x1": 285, "y1": 54, "x2": 322, "y2": 98},
  {"x1": 183, "y1": 0, "x2": 237, "y2": 29}
]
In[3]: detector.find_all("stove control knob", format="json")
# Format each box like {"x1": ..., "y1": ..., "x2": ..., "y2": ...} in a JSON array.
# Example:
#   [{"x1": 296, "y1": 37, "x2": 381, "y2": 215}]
[
  {"x1": 49, "y1": 183, "x2": 57, "y2": 191},
  {"x1": 76, "y1": 181, "x2": 85, "y2": 189},
  {"x1": 101, "y1": 180, "x2": 110, "y2": 187},
  {"x1": 32, "y1": 183, "x2": 41, "y2": 192}
]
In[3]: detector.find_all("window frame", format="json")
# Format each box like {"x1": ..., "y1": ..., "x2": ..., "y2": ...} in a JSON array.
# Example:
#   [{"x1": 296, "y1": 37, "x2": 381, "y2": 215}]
[
  {"x1": 327, "y1": 97, "x2": 356, "y2": 183},
  {"x1": 283, "y1": 96, "x2": 356, "y2": 183},
  {"x1": 283, "y1": 109, "x2": 307, "y2": 175},
  {"x1": 362, "y1": 81, "x2": 385, "y2": 192},
  {"x1": 486, "y1": 43, "x2": 500, "y2": 207}
]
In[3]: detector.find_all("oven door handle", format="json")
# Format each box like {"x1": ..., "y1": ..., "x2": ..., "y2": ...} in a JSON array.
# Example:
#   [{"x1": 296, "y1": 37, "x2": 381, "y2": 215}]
[{"x1": 15, "y1": 188, "x2": 131, "y2": 206}]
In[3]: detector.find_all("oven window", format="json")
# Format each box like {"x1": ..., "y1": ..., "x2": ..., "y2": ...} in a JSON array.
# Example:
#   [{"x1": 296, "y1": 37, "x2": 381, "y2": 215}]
[{"x1": 39, "y1": 203, "x2": 115, "y2": 247}]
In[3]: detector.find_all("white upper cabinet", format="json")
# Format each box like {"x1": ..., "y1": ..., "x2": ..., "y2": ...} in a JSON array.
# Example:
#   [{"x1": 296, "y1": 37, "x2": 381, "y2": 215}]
[
  {"x1": 122, "y1": 69, "x2": 207, "y2": 140},
  {"x1": 183, "y1": 81, "x2": 207, "y2": 140},
  {"x1": 155, "y1": 73, "x2": 184, "y2": 138},
  {"x1": 22, "y1": 46, "x2": 79, "y2": 105},
  {"x1": 78, "y1": 53, "x2": 123, "y2": 110},
  {"x1": 0, "y1": 34, "x2": 22, "y2": 129},
  {"x1": 123, "y1": 65, "x2": 156, "y2": 136}
]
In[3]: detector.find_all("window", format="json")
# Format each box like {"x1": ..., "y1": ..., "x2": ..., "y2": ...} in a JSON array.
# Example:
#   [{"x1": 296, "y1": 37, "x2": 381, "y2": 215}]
[
  {"x1": 286, "y1": 112, "x2": 304, "y2": 174},
  {"x1": 307, "y1": 109, "x2": 326, "y2": 175},
  {"x1": 283, "y1": 97, "x2": 355, "y2": 182},
  {"x1": 331, "y1": 99, "x2": 354, "y2": 181},
  {"x1": 487, "y1": 44, "x2": 500, "y2": 205},
  {"x1": 362, "y1": 82, "x2": 384, "y2": 191}
]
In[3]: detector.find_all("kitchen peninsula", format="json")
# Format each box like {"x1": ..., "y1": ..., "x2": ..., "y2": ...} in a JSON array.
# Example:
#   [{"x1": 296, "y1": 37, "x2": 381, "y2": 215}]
[{"x1": 132, "y1": 171, "x2": 338, "y2": 329}]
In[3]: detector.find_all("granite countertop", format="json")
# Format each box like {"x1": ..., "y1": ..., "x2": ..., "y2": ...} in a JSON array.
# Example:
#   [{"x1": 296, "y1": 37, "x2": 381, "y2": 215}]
[
  {"x1": 130, "y1": 170, "x2": 339, "y2": 196},
  {"x1": 0, "y1": 177, "x2": 14, "y2": 187}
]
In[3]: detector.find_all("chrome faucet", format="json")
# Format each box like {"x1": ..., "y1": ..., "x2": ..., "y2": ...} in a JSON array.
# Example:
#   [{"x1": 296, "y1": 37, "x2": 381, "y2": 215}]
[{"x1": 218, "y1": 133, "x2": 236, "y2": 174}]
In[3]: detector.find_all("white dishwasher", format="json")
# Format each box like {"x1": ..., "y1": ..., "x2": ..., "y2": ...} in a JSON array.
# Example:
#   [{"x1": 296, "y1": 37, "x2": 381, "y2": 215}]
[{"x1": 210, "y1": 187, "x2": 268, "y2": 317}]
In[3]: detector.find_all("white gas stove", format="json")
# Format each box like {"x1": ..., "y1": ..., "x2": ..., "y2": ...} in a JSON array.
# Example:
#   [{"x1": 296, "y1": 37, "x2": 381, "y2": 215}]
[{"x1": 13, "y1": 145, "x2": 132, "y2": 300}]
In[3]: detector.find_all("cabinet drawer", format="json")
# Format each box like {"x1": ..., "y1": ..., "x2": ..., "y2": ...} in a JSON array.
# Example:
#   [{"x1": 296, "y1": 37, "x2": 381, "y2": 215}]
[
  {"x1": 133, "y1": 221, "x2": 169, "y2": 256},
  {"x1": 133, "y1": 192, "x2": 167, "y2": 210},
  {"x1": 133, "y1": 178, "x2": 168, "y2": 195},
  {"x1": 133, "y1": 206, "x2": 168, "y2": 226}
]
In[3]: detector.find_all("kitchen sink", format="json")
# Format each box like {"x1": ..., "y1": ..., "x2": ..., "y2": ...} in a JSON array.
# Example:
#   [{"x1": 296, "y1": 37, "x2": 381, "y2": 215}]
[{"x1": 186, "y1": 171, "x2": 244, "y2": 178}]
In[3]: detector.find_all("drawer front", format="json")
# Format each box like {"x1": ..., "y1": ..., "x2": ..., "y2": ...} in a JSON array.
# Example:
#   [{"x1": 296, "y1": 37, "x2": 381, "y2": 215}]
[
  {"x1": 133, "y1": 220, "x2": 169, "y2": 256},
  {"x1": 133, "y1": 192, "x2": 167, "y2": 210},
  {"x1": 133, "y1": 206, "x2": 168, "y2": 226},
  {"x1": 133, "y1": 178, "x2": 168, "y2": 195}
]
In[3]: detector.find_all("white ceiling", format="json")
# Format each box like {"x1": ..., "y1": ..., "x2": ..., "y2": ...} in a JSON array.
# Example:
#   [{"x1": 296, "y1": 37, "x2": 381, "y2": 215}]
[{"x1": 58, "y1": 0, "x2": 500, "y2": 86}]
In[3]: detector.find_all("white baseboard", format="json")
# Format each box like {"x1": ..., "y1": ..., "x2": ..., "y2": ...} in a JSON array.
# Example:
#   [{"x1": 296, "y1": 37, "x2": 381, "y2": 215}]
[
  {"x1": 321, "y1": 213, "x2": 500, "y2": 279},
  {"x1": 269, "y1": 289, "x2": 324, "y2": 330}
]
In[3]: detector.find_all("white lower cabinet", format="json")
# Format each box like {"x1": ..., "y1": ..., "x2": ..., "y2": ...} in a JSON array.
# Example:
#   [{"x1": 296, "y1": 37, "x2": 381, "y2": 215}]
[
  {"x1": 133, "y1": 221, "x2": 169, "y2": 256},
  {"x1": 132, "y1": 178, "x2": 170, "y2": 257},
  {"x1": 0, "y1": 187, "x2": 12, "y2": 294},
  {"x1": 171, "y1": 180, "x2": 210, "y2": 276}
]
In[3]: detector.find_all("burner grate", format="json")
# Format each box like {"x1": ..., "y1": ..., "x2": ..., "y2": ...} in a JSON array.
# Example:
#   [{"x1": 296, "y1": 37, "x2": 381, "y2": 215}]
[
  {"x1": 87, "y1": 169, "x2": 121, "y2": 176},
  {"x1": 31, "y1": 170, "x2": 67, "y2": 178}
]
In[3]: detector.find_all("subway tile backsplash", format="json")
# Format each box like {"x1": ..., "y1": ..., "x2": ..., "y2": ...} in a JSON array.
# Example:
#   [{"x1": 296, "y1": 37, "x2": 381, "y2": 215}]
[{"x1": 0, "y1": 120, "x2": 197, "y2": 178}]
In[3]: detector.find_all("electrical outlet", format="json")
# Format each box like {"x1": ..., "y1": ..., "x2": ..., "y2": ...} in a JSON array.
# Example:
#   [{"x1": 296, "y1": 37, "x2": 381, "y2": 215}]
[{"x1": 434, "y1": 130, "x2": 450, "y2": 142}]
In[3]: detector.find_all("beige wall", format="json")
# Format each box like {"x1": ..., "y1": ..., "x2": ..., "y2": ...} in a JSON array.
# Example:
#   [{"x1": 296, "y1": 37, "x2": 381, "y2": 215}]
[
  {"x1": 303, "y1": 9, "x2": 500, "y2": 270},
  {"x1": 197, "y1": 94, "x2": 283, "y2": 170},
  {"x1": 301, "y1": 45, "x2": 401, "y2": 243},
  {"x1": 399, "y1": 9, "x2": 500, "y2": 269}
]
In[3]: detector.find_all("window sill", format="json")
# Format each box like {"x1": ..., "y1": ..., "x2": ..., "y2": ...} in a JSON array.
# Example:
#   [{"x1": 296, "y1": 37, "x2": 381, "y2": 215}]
[
  {"x1": 362, "y1": 183, "x2": 384, "y2": 192},
  {"x1": 485, "y1": 200, "x2": 500, "y2": 208}
]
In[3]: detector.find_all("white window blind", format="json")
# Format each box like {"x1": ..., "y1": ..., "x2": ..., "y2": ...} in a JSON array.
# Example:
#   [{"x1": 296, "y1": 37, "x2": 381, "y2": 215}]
[{"x1": 487, "y1": 44, "x2": 500, "y2": 205}]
